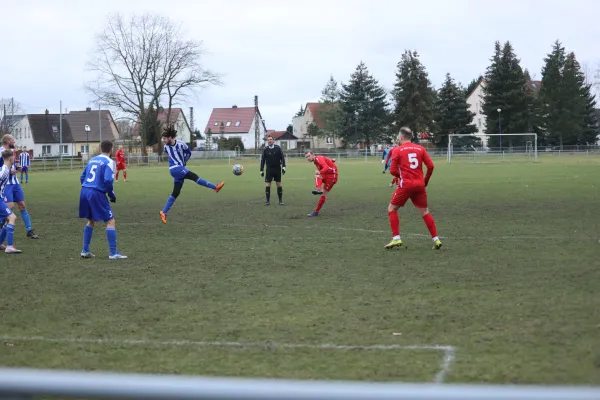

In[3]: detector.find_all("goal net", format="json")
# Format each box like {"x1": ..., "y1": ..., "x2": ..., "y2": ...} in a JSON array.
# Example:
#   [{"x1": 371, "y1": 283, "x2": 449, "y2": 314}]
[{"x1": 447, "y1": 133, "x2": 538, "y2": 164}]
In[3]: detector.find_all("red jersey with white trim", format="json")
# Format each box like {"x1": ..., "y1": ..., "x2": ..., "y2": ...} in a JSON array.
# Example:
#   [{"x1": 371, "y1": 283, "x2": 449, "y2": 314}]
[
  {"x1": 313, "y1": 155, "x2": 338, "y2": 179},
  {"x1": 389, "y1": 143, "x2": 434, "y2": 188},
  {"x1": 115, "y1": 149, "x2": 125, "y2": 164}
]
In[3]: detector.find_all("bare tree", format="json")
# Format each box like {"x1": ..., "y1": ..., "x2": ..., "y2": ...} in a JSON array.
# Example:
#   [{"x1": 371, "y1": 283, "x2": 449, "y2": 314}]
[
  {"x1": 0, "y1": 98, "x2": 25, "y2": 133},
  {"x1": 86, "y1": 13, "x2": 222, "y2": 154}
]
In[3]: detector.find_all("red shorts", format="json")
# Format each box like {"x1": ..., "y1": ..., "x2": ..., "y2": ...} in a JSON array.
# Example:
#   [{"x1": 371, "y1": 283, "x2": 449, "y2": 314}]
[
  {"x1": 116, "y1": 162, "x2": 126, "y2": 170},
  {"x1": 322, "y1": 177, "x2": 337, "y2": 192},
  {"x1": 391, "y1": 186, "x2": 428, "y2": 208}
]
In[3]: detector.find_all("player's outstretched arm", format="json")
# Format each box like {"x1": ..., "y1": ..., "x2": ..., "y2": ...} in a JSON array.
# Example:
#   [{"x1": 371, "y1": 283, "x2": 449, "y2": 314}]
[
  {"x1": 103, "y1": 165, "x2": 116, "y2": 201},
  {"x1": 80, "y1": 167, "x2": 86, "y2": 184},
  {"x1": 423, "y1": 150, "x2": 434, "y2": 186}
]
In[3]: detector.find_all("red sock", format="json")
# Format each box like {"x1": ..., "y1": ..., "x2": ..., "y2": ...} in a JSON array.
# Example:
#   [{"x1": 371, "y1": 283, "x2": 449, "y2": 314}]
[
  {"x1": 423, "y1": 213, "x2": 438, "y2": 238},
  {"x1": 388, "y1": 211, "x2": 400, "y2": 237},
  {"x1": 115, "y1": 170, "x2": 119, "y2": 180},
  {"x1": 123, "y1": 170, "x2": 127, "y2": 180},
  {"x1": 315, "y1": 195, "x2": 326, "y2": 212}
]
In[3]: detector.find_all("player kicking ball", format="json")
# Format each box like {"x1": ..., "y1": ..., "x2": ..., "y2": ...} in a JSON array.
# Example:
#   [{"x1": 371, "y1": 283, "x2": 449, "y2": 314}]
[
  {"x1": 159, "y1": 126, "x2": 224, "y2": 224},
  {"x1": 305, "y1": 151, "x2": 337, "y2": 216},
  {"x1": 385, "y1": 127, "x2": 442, "y2": 250}
]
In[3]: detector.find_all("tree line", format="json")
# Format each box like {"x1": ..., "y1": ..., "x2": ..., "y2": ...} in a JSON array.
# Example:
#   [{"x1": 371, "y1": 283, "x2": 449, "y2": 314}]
[{"x1": 306, "y1": 40, "x2": 599, "y2": 149}]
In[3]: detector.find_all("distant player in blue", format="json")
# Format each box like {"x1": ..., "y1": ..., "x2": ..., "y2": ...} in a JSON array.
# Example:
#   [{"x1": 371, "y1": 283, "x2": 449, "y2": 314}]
[
  {"x1": 159, "y1": 125, "x2": 225, "y2": 224},
  {"x1": 19, "y1": 147, "x2": 31, "y2": 183},
  {"x1": 79, "y1": 140, "x2": 127, "y2": 259},
  {"x1": 381, "y1": 145, "x2": 392, "y2": 173},
  {"x1": 0, "y1": 150, "x2": 22, "y2": 254},
  {"x1": 0, "y1": 134, "x2": 38, "y2": 239}
]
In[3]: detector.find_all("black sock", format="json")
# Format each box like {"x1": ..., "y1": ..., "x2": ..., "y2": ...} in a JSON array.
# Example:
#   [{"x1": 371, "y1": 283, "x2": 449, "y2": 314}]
[
  {"x1": 277, "y1": 187, "x2": 283, "y2": 202},
  {"x1": 266, "y1": 186, "x2": 271, "y2": 202}
]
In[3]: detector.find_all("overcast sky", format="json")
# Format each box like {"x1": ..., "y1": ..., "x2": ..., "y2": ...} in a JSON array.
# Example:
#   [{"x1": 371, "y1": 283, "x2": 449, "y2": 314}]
[{"x1": 1, "y1": 0, "x2": 598, "y2": 133}]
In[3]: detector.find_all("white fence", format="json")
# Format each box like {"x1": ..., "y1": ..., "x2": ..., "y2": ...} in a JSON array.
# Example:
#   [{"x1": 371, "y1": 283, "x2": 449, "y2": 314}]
[{"x1": 0, "y1": 368, "x2": 599, "y2": 400}]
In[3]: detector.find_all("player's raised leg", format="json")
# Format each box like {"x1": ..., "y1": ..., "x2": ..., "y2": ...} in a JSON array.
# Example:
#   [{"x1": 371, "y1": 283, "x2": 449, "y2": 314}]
[
  {"x1": 308, "y1": 180, "x2": 335, "y2": 216},
  {"x1": 160, "y1": 181, "x2": 183, "y2": 224},
  {"x1": 313, "y1": 172, "x2": 323, "y2": 195},
  {"x1": 185, "y1": 170, "x2": 224, "y2": 192}
]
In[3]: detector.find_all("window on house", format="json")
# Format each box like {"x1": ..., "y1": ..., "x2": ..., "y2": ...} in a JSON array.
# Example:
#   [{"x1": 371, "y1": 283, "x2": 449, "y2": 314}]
[
  {"x1": 326, "y1": 136, "x2": 333, "y2": 144},
  {"x1": 61, "y1": 145, "x2": 68, "y2": 154},
  {"x1": 214, "y1": 121, "x2": 219, "y2": 126},
  {"x1": 52, "y1": 125, "x2": 58, "y2": 133},
  {"x1": 81, "y1": 145, "x2": 89, "y2": 153},
  {"x1": 235, "y1": 121, "x2": 241, "y2": 127},
  {"x1": 226, "y1": 121, "x2": 231, "y2": 127},
  {"x1": 42, "y1": 145, "x2": 51, "y2": 155}
]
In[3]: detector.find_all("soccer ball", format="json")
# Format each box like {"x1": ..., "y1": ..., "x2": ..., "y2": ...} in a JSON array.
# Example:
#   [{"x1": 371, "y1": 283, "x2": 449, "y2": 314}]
[{"x1": 232, "y1": 164, "x2": 244, "y2": 176}]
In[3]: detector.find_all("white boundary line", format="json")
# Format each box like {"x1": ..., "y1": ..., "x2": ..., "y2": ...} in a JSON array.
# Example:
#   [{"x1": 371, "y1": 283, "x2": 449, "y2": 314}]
[
  {"x1": 0, "y1": 336, "x2": 456, "y2": 384},
  {"x1": 47, "y1": 220, "x2": 596, "y2": 241}
]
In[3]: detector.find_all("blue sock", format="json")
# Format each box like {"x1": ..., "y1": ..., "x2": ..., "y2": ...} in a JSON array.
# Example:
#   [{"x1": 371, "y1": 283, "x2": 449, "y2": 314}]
[
  {"x1": 106, "y1": 227, "x2": 117, "y2": 256},
  {"x1": 5, "y1": 224, "x2": 14, "y2": 247},
  {"x1": 83, "y1": 225, "x2": 94, "y2": 252},
  {"x1": 196, "y1": 178, "x2": 216, "y2": 190},
  {"x1": 0, "y1": 226, "x2": 6, "y2": 244},
  {"x1": 162, "y1": 195, "x2": 176, "y2": 214},
  {"x1": 25, "y1": 172, "x2": 28, "y2": 183},
  {"x1": 20, "y1": 209, "x2": 32, "y2": 232},
  {"x1": 20, "y1": 173, "x2": 23, "y2": 182}
]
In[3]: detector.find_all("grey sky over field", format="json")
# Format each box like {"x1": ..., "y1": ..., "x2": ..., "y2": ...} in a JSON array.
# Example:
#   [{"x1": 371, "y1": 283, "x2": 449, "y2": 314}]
[{"x1": 1, "y1": 0, "x2": 598, "y2": 132}]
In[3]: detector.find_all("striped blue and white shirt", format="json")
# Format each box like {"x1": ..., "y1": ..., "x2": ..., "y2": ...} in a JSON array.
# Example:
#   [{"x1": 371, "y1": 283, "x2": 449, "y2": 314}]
[
  {"x1": 19, "y1": 152, "x2": 30, "y2": 167},
  {"x1": 0, "y1": 146, "x2": 18, "y2": 185},
  {"x1": 164, "y1": 140, "x2": 191, "y2": 168},
  {"x1": 0, "y1": 165, "x2": 10, "y2": 198}
]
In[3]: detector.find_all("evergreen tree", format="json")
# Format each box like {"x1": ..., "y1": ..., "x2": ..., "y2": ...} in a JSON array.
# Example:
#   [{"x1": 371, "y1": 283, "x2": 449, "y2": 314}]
[
  {"x1": 315, "y1": 75, "x2": 344, "y2": 141},
  {"x1": 392, "y1": 50, "x2": 436, "y2": 133},
  {"x1": 522, "y1": 69, "x2": 543, "y2": 138},
  {"x1": 482, "y1": 41, "x2": 529, "y2": 149},
  {"x1": 560, "y1": 52, "x2": 588, "y2": 146},
  {"x1": 433, "y1": 73, "x2": 478, "y2": 148},
  {"x1": 286, "y1": 124, "x2": 293, "y2": 134},
  {"x1": 539, "y1": 40, "x2": 567, "y2": 147},
  {"x1": 338, "y1": 61, "x2": 389, "y2": 148},
  {"x1": 294, "y1": 105, "x2": 304, "y2": 117},
  {"x1": 580, "y1": 83, "x2": 599, "y2": 145}
]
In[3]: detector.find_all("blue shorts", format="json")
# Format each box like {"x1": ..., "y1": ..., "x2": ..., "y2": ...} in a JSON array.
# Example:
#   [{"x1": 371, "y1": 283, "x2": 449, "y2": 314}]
[
  {"x1": 79, "y1": 187, "x2": 114, "y2": 222},
  {"x1": 20, "y1": 166, "x2": 29, "y2": 173},
  {"x1": 0, "y1": 199, "x2": 13, "y2": 219},
  {"x1": 169, "y1": 166, "x2": 190, "y2": 184},
  {"x1": 4, "y1": 185, "x2": 25, "y2": 203}
]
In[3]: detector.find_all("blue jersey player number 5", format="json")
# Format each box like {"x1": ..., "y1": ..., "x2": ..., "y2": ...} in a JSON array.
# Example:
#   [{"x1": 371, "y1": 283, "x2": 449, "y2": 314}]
[{"x1": 79, "y1": 155, "x2": 116, "y2": 222}]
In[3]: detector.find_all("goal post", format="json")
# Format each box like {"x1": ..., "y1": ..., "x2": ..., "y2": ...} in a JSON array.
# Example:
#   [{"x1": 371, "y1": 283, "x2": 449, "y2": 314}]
[{"x1": 447, "y1": 133, "x2": 538, "y2": 164}]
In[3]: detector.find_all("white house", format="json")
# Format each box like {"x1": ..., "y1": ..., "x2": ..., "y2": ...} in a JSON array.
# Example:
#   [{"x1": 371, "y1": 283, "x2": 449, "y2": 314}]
[
  {"x1": 466, "y1": 79, "x2": 488, "y2": 146},
  {"x1": 133, "y1": 107, "x2": 192, "y2": 145},
  {"x1": 203, "y1": 105, "x2": 267, "y2": 150},
  {"x1": 292, "y1": 102, "x2": 341, "y2": 150}
]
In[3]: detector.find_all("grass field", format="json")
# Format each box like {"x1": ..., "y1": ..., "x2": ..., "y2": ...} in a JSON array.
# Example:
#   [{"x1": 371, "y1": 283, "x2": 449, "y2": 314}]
[{"x1": 0, "y1": 155, "x2": 599, "y2": 385}]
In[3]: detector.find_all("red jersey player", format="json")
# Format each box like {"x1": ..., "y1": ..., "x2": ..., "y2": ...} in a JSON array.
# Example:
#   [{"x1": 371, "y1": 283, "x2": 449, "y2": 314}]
[
  {"x1": 115, "y1": 145, "x2": 127, "y2": 182},
  {"x1": 305, "y1": 151, "x2": 337, "y2": 217},
  {"x1": 313, "y1": 158, "x2": 336, "y2": 194},
  {"x1": 385, "y1": 127, "x2": 442, "y2": 250}
]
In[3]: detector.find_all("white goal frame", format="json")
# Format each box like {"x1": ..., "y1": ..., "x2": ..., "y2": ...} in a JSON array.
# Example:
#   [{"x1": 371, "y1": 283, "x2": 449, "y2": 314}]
[{"x1": 447, "y1": 133, "x2": 538, "y2": 164}]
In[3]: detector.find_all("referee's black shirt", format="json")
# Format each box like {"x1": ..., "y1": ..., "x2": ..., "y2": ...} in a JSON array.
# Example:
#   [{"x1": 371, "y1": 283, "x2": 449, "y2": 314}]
[{"x1": 260, "y1": 144, "x2": 286, "y2": 171}]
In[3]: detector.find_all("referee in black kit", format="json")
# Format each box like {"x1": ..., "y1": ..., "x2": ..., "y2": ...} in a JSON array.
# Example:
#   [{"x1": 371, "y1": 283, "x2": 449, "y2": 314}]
[{"x1": 260, "y1": 134, "x2": 286, "y2": 205}]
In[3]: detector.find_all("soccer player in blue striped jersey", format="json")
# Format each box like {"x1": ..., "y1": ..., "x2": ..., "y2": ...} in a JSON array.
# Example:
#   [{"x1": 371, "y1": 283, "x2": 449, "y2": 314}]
[
  {"x1": 79, "y1": 140, "x2": 127, "y2": 259},
  {"x1": 159, "y1": 125, "x2": 225, "y2": 224},
  {"x1": 0, "y1": 134, "x2": 38, "y2": 239},
  {"x1": 0, "y1": 150, "x2": 22, "y2": 253},
  {"x1": 19, "y1": 147, "x2": 31, "y2": 183}
]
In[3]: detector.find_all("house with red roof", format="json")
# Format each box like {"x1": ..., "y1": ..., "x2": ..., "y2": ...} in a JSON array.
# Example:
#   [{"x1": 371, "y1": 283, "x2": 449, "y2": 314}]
[
  {"x1": 203, "y1": 105, "x2": 267, "y2": 150},
  {"x1": 292, "y1": 102, "x2": 342, "y2": 150}
]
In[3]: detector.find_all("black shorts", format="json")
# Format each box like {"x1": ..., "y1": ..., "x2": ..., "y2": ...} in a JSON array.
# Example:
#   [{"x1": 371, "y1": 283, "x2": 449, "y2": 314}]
[{"x1": 265, "y1": 167, "x2": 282, "y2": 183}]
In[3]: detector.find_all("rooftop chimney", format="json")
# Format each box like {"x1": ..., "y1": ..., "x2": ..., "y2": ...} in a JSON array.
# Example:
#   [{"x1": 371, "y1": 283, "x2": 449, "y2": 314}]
[
  {"x1": 232, "y1": 105, "x2": 238, "y2": 108},
  {"x1": 45, "y1": 109, "x2": 49, "y2": 115},
  {"x1": 86, "y1": 107, "x2": 91, "y2": 112}
]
